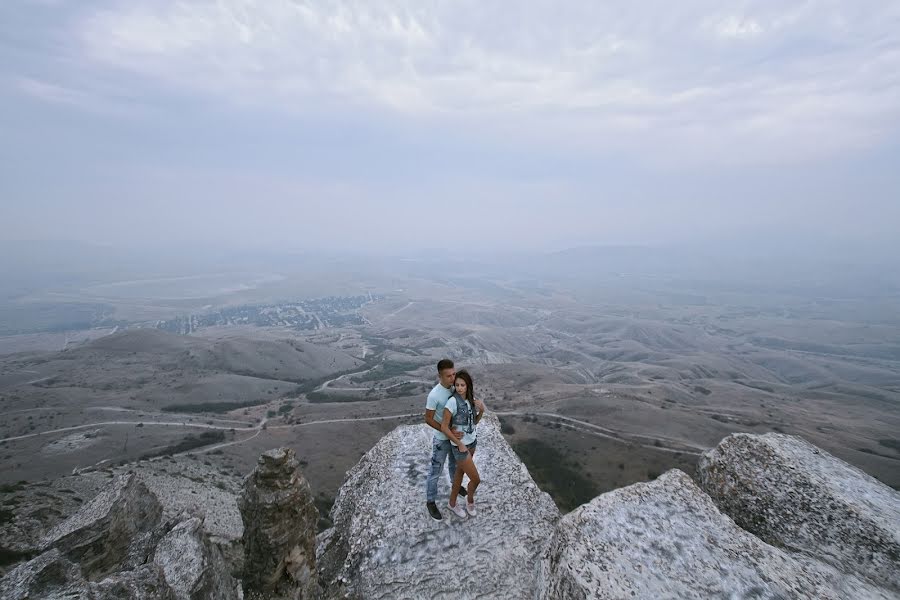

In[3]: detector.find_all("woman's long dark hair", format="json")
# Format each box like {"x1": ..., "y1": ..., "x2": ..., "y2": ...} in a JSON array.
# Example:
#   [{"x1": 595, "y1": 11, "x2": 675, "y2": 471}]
[{"x1": 455, "y1": 370, "x2": 475, "y2": 402}]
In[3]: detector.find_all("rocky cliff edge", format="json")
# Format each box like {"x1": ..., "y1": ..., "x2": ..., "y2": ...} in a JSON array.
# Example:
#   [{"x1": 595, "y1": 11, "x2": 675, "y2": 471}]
[{"x1": 2, "y1": 415, "x2": 898, "y2": 599}]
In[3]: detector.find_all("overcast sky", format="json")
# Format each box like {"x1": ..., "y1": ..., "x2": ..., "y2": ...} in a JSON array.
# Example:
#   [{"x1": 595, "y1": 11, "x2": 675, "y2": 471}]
[{"x1": 1, "y1": 1, "x2": 899, "y2": 255}]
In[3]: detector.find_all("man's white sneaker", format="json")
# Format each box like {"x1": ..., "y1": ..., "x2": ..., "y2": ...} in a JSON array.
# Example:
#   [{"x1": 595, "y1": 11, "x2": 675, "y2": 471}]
[
  {"x1": 448, "y1": 502, "x2": 467, "y2": 519},
  {"x1": 465, "y1": 501, "x2": 476, "y2": 516}
]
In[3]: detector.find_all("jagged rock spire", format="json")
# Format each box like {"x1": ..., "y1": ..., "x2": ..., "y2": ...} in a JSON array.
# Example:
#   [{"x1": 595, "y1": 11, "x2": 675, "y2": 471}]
[{"x1": 240, "y1": 447, "x2": 320, "y2": 599}]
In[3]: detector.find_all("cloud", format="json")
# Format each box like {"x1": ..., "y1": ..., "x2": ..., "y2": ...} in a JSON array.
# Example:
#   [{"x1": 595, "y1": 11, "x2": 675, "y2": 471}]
[
  {"x1": 708, "y1": 15, "x2": 763, "y2": 38},
  {"x1": 5, "y1": 0, "x2": 900, "y2": 167},
  {"x1": 17, "y1": 77, "x2": 93, "y2": 107},
  {"x1": 13, "y1": 76, "x2": 148, "y2": 116}
]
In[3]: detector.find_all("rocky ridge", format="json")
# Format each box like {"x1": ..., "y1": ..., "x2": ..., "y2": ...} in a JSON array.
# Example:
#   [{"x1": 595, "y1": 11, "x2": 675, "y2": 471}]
[
  {"x1": 1, "y1": 417, "x2": 898, "y2": 599},
  {"x1": 317, "y1": 414, "x2": 559, "y2": 599},
  {"x1": 316, "y1": 417, "x2": 900, "y2": 599}
]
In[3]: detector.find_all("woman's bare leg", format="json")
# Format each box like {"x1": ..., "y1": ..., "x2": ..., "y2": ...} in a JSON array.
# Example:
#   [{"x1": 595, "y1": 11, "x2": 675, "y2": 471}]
[
  {"x1": 449, "y1": 447, "x2": 476, "y2": 505},
  {"x1": 455, "y1": 455, "x2": 480, "y2": 502},
  {"x1": 465, "y1": 448, "x2": 476, "y2": 502},
  {"x1": 450, "y1": 465, "x2": 465, "y2": 506}
]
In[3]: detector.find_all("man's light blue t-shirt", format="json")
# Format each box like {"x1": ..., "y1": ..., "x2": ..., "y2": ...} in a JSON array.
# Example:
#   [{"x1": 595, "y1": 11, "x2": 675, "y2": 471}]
[
  {"x1": 445, "y1": 394, "x2": 477, "y2": 446},
  {"x1": 425, "y1": 383, "x2": 454, "y2": 441}
]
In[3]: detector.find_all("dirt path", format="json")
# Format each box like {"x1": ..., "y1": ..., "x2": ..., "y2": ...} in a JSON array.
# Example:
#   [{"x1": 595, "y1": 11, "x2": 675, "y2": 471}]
[
  {"x1": 315, "y1": 360, "x2": 383, "y2": 392},
  {"x1": 1, "y1": 411, "x2": 706, "y2": 457},
  {"x1": 186, "y1": 413, "x2": 423, "y2": 455},
  {"x1": 0, "y1": 420, "x2": 254, "y2": 444}
]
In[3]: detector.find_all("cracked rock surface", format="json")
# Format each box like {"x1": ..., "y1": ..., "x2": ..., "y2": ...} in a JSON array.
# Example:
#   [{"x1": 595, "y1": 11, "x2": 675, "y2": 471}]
[
  {"x1": 1, "y1": 473, "x2": 241, "y2": 600},
  {"x1": 699, "y1": 432, "x2": 900, "y2": 593},
  {"x1": 317, "y1": 414, "x2": 560, "y2": 600},
  {"x1": 537, "y1": 469, "x2": 895, "y2": 600}
]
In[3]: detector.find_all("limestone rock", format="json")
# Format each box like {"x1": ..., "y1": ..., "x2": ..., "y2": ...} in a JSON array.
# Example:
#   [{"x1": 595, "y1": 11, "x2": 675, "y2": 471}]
[
  {"x1": 2, "y1": 486, "x2": 238, "y2": 600},
  {"x1": 537, "y1": 469, "x2": 894, "y2": 600},
  {"x1": 0, "y1": 548, "x2": 92, "y2": 600},
  {"x1": 0, "y1": 478, "x2": 90, "y2": 577},
  {"x1": 698, "y1": 433, "x2": 900, "y2": 592},
  {"x1": 128, "y1": 455, "x2": 245, "y2": 571},
  {"x1": 154, "y1": 516, "x2": 242, "y2": 600},
  {"x1": 40, "y1": 473, "x2": 163, "y2": 579},
  {"x1": 239, "y1": 447, "x2": 319, "y2": 599},
  {"x1": 317, "y1": 414, "x2": 559, "y2": 600},
  {"x1": 0, "y1": 458, "x2": 244, "y2": 579}
]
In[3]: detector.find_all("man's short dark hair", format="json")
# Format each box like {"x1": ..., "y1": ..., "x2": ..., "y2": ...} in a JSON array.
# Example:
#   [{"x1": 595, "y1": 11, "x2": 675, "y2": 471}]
[{"x1": 437, "y1": 359, "x2": 454, "y2": 372}]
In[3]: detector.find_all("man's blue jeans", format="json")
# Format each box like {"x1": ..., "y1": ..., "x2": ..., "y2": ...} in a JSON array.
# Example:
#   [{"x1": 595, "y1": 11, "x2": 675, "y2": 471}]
[{"x1": 426, "y1": 437, "x2": 458, "y2": 502}]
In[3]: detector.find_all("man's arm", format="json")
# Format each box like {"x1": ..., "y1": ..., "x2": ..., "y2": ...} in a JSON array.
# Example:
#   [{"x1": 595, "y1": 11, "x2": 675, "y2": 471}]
[
  {"x1": 441, "y1": 408, "x2": 465, "y2": 451},
  {"x1": 424, "y1": 408, "x2": 442, "y2": 433},
  {"x1": 474, "y1": 398, "x2": 486, "y2": 424}
]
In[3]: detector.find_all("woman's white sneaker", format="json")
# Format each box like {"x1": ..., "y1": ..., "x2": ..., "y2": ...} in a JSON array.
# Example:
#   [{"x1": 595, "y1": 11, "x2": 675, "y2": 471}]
[
  {"x1": 448, "y1": 502, "x2": 467, "y2": 519},
  {"x1": 465, "y1": 501, "x2": 476, "y2": 516}
]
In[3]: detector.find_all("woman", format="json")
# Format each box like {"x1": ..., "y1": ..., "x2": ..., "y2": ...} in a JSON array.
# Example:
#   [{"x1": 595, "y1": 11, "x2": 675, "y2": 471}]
[{"x1": 440, "y1": 369, "x2": 485, "y2": 518}]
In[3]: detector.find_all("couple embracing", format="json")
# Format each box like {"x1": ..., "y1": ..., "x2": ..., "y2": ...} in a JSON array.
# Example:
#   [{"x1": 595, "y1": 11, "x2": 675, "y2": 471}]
[{"x1": 423, "y1": 359, "x2": 485, "y2": 521}]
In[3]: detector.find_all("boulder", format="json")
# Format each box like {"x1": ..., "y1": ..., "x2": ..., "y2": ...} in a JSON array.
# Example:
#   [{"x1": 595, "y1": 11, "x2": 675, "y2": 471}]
[
  {"x1": 698, "y1": 433, "x2": 900, "y2": 592},
  {"x1": 0, "y1": 548, "x2": 92, "y2": 600},
  {"x1": 537, "y1": 469, "x2": 893, "y2": 599},
  {"x1": 154, "y1": 516, "x2": 242, "y2": 600},
  {"x1": 239, "y1": 447, "x2": 320, "y2": 599},
  {"x1": 2, "y1": 490, "x2": 238, "y2": 600},
  {"x1": 317, "y1": 414, "x2": 559, "y2": 600},
  {"x1": 40, "y1": 473, "x2": 163, "y2": 579}
]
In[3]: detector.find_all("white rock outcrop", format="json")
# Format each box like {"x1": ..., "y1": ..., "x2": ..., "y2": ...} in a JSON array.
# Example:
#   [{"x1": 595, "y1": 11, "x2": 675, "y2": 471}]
[
  {"x1": 0, "y1": 549, "x2": 93, "y2": 600},
  {"x1": 39, "y1": 473, "x2": 163, "y2": 578},
  {"x1": 698, "y1": 432, "x2": 900, "y2": 593},
  {"x1": 1, "y1": 475, "x2": 240, "y2": 600},
  {"x1": 537, "y1": 469, "x2": 894, "y2": 599},
  {"x1": 154, "y1": 516, "x2": 242, "y2": 600},
  {"x1": 317, "y1": 414, "x2": 560, "y2": 600}
]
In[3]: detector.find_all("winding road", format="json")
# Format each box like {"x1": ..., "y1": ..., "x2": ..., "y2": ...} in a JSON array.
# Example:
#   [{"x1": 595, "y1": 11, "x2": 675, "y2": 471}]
[{"x1": 1, "y1": 409, "x2": 704, "y2": 457}]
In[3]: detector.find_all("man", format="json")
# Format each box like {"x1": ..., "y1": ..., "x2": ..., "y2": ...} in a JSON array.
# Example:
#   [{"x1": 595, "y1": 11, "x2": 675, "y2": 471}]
[{"x1": 424, "y1": 358, "x2": 467, "y2": 521}]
